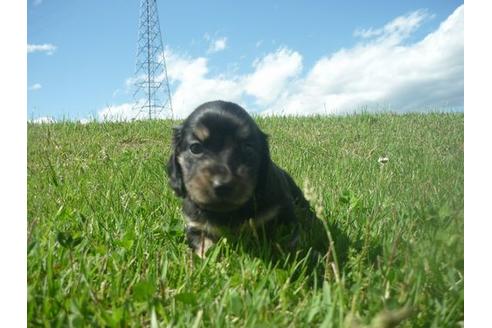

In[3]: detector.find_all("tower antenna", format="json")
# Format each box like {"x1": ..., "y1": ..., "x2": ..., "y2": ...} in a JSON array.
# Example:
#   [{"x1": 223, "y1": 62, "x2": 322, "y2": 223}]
[{"x1": 132, "y1": 0, "x2": 173, "y2": 120}]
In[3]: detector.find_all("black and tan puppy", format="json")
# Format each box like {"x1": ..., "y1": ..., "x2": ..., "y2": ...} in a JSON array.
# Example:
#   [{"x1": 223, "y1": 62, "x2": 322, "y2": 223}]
[{"x1": 166, "y1": 100, "x2": 312, "y2": 257}]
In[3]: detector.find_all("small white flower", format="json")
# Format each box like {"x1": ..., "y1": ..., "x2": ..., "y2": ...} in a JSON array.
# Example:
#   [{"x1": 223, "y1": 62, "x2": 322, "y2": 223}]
[{"x1": 378, "y1": 156, "x2": 389, "y2": 164}]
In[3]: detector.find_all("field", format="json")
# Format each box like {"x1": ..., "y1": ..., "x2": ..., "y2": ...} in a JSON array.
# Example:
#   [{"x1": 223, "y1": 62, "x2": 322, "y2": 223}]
[{"x1": 27, "y1": 113, "x2": 464, "y2": 327}]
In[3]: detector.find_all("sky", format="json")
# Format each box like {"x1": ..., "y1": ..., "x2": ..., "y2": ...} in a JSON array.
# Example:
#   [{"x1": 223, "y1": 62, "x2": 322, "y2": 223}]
[{"x1": 27, "y1": 0, "x2": 464, "y2": 121}]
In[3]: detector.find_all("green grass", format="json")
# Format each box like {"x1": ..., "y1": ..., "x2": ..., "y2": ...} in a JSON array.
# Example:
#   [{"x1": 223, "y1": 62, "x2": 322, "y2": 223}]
[{"x1": 27, "y1": 113, "x2": 464, "y2": 327}]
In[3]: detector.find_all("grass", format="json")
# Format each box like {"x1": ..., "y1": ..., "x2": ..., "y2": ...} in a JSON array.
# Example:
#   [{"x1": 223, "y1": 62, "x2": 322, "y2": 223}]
[{"x1": 27, "y1": 113, "x2": 464, "y2": 327}]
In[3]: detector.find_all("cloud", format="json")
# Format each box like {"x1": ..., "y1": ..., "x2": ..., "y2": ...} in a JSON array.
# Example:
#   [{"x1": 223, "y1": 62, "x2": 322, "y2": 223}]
[
  {"x1": 98, "y1": 99, "x2": 176, "y2": 121},
  {"x1": 31, "y1": 116, "x2": 55, "y2": 124},
  {"x1": 98, "y1": 102, "x2": 149, "y2": 121},
  {"x1": 27, "y1": 43, "x2": 57, "y2": 55},
  {"x1": 28, "y1": 83, "x2": 42, "y2": 91},
  {"x1": 244, "y1": 48, "x2": 302, "y2": 105},
  {"x1": 161, "y1": 47, "x2": 302, "y2": 116},
  {"x1": 78, "y1": 118, "x2": 92, "y2": 124},
  {"x1": 164, "y1": 48, "x2": 244, "y2": 117},
  {"x1": 207, "y1": 36, "x2": 228, "y2": 54},
  {"x1": 102, "y1": 5, "x2": 463, "y2": 120},
  {"x1": 264, "y1": 5, "x2": 463, "y2": 115},
  {"x1": 353, "y1": 9, "x2": 431, "y2": 42}
]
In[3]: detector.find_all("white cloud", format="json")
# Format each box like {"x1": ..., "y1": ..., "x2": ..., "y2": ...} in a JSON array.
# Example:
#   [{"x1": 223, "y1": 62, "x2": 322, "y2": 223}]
[
  {"x1": 98, "y1": 99, "x2": 176, "y2": 121},
  {"x1": 207, "y1": 36, "x2": 228, "y2": 54},
  {"x1": 31, "y1": 116, "x2": 55, "y2": 124},
  {"x1": 164, "y1": 48, "x2": 243, "y2": 117},
  {"x1": 103, "y1": 5, "x2": 463, "y2": 119},
  {"x1": 27, "y1": 43, "x2": 57, "y2": 55},
  {"x1": 264, "y1": 5, "x2": 463, "y2": 115},
  {"x1": 244, "y1": 48, "x2": 302, "y2": 105},
  {"x1": 354, "y1": 9, "x2": 430, "y2": 43},
  {"x1": 98, "y1": 103, "x2": 148, "y2": 122},
  {"x1": 159, "y1": 47, "x2": 302, "y2": 117},
  {"x1": 28, "y1": 83, "x2": 42, "y2": 91},
  {"x1": 78, "y1": 118, "x2": 91, "y2": 124}
]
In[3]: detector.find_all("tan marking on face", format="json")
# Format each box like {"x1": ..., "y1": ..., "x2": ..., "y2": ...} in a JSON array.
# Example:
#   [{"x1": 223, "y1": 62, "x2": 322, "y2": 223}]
[
  {"x1": 186, "y1": 171, "x2": 214, "y2": 204},
  {"x1": 194, "y1": 123, "x2": 210, "y2": 141},
  {"x1": 177, "y1": 154, "x2": 185, "y2": 172},
  {"x1": 231, "y1": 180, "x2": 255, "y2": 206},
  {"x1": 178, "y1": 154, "x2": 212, "y2": 203},
  {"x1": 178, "y1": 150, "x2": 255, "y2": 209}
]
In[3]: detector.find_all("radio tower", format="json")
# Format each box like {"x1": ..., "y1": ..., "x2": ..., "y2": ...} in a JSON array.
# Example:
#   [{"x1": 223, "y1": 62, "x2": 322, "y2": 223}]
[{"x1": 132, "y1": 0, "x2": 173, "y2": 119}]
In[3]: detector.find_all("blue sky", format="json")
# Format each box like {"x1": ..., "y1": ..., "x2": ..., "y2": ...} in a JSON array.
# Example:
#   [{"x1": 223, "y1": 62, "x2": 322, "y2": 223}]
[{"x1": 27, "y1": 0, "x2": 464, "y2": 121}]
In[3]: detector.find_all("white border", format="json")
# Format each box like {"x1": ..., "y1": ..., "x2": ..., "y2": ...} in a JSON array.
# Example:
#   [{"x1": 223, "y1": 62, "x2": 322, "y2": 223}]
[
  {"x1": 0, "y1": 0, "x2": 26, "y2": 326},
  {"x1": 465, "y1": 1, "x2": 492, "y2": 327},
  {"x1": 0, "y1": 1, "x2": 480, "y2": 326}
]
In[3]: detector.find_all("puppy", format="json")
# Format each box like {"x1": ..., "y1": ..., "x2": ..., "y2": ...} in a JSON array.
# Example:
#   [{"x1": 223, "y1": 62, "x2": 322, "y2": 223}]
[{"x1": 166, "y1": 100, "x2": 311, "y2": 257}]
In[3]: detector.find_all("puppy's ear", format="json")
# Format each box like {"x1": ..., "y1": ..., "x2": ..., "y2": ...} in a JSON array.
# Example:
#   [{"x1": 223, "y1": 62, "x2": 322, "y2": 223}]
[
  {"x1": 166, "y1": 125, "x2": 186, "y2": 197},
  {"x1": 255, "y1": 130, "x2": 272, "y2": 195}
]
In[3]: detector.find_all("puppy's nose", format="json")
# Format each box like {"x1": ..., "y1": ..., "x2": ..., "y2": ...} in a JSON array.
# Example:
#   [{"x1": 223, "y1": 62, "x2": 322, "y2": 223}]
[{"x1": 212, "y1": 176, "x2": 233, "y2": 197}]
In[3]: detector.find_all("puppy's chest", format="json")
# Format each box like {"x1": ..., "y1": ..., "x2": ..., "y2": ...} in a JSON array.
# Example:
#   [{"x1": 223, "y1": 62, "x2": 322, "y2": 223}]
[{"x1": 184, "y1": 204, "x2": 281, "y2": 237}]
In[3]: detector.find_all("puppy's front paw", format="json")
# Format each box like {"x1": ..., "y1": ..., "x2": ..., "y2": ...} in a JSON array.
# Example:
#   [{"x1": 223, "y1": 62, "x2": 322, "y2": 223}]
[
  {"x1": 186, "y1": 226, "x2": 216, "y2": 258},
  {"x1": 194, "y1": 236, "x2": 214, "y2": 259}
]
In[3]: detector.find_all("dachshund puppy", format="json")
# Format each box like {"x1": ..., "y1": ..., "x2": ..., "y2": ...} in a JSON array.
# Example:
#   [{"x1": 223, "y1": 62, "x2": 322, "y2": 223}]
[{"x1": 166, "y1": 100, "x2": 311, "y2": 257}]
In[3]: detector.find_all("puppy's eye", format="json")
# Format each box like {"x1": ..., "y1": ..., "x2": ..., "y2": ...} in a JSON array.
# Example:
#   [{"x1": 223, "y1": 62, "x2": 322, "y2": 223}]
[{"x1": 189, "y1": 142, "x2": 204, "y2": 155}]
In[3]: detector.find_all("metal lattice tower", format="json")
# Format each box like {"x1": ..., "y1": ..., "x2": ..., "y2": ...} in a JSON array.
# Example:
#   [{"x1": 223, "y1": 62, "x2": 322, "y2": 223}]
[{"x1": 132, "y1": 0, "x2": 173, "y2": 119}]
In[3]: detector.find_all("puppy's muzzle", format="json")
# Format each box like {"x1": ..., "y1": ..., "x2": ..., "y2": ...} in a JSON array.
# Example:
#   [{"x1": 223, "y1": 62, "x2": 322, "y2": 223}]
[
  {"x1": 212, "y1": 177, "x2": 233, "y2": 198},
  {"x1": 209, "y1": 164, "x2": 233, "y2": 198}
]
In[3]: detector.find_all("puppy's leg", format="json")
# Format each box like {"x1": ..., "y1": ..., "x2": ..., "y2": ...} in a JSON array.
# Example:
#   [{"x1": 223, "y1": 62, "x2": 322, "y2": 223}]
[
  {"x1": 185, "y1": 226, "x2": 216, "y2": 258},
  {"x1": 281, "y1": 206, "x2": 301, "y2": 250},
  {"x1": 262, "y1": 204, "x2": 300, "y2": 250}
]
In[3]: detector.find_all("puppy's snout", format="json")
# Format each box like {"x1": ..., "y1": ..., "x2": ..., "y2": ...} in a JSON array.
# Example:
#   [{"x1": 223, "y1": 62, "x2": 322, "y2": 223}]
[
  {"x1": 213, "y1": 179, "x2": 233, "y2": 197},
  {"x1": 209, "y1": 165, "x2": 233, "y2": 197}
]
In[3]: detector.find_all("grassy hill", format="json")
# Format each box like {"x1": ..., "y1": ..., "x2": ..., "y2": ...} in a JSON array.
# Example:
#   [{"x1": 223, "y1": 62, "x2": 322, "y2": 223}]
[{"x1": 27, "y1": 113, "x2": 464, "y2": 327}]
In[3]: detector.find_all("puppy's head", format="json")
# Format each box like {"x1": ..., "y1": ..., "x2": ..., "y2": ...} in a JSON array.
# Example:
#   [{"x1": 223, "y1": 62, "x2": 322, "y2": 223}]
[{"x1": 167, "y1": 101, "x2": 270, "y2": 212}]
